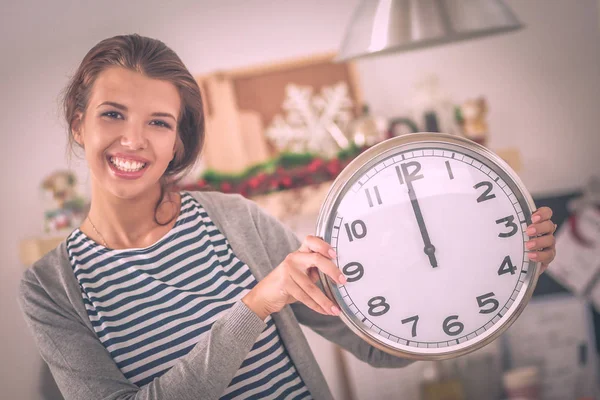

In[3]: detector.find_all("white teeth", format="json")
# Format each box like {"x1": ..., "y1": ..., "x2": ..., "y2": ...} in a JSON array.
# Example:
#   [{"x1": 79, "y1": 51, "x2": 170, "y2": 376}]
[{"x1": 110, "y1": 157, "x2": 146, "y2": 172}]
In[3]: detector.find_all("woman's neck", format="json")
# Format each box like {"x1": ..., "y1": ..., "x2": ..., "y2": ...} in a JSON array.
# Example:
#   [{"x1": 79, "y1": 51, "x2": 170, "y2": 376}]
[{"x1": 83, "y1": 185, "x2": 181, "y2": 250}]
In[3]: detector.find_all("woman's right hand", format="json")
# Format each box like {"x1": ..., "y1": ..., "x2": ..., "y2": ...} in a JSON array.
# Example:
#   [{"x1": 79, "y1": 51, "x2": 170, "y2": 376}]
[{"x1": 242, "y1": 235, "x2": 347, "y2": 320}]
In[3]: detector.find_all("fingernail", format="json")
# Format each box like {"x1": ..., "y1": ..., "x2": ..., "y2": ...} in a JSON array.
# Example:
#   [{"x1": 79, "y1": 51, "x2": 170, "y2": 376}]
[
  {"x1": 526, "y1": 227, "x2": 536, "y2": 235},
  {"x1": 528, "y1": 252, "x2": 538, "y2": 259},
  {"x1": 532, "y1": 215, "x2": 541, "y2": 223},
  {"x1": 339, "y1": 274, "x2": 347, "y2": 284},
  {"x1": 526, "y1": 241, "x2": 536, "y2": 249},
  {"x1": 331, "y1": 306, "x2": 341, "y2": 315},
  {"x1": 328, "y1": 248, "x2": 337, "y2": 259}
]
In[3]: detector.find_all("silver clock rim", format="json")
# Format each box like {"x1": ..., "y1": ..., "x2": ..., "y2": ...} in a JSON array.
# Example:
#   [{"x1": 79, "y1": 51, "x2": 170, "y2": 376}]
[{"x1": 315, "y1": 132, "x2": 541, "y2": 360}]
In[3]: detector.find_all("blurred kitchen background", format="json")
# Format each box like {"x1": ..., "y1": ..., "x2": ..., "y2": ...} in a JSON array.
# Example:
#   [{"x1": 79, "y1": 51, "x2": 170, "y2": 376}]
[{"x1": 2, "y1": 1, "x2": 600, "y2": 399}]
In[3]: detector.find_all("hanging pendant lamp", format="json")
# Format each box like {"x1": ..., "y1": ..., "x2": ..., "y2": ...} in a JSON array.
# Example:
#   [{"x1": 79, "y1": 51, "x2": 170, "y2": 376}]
[{"x1": 337, "y1": 0, "x2": 523, "y2": 61}]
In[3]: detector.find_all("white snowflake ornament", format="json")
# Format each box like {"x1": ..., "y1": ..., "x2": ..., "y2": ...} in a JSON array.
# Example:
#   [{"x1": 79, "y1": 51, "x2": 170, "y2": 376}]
[{"x1": 266, "y1": 82, "x2": 354, "y2": 157}]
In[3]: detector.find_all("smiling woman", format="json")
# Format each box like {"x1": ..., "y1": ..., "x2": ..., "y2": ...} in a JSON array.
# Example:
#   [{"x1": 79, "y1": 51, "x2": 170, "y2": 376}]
[
  {"x1": 60, "y1": 36, "x2": 204, "y2": 250},
  {"x1": 17, "y1": 34, "x2": 415, "y2": 400},
  {"x1": 17, "y1": 34, "x2": 556, "y2": 400}
]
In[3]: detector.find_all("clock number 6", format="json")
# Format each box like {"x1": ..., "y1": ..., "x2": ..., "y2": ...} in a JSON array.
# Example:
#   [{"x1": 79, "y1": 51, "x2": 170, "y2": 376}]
[
  {"x1": 476, "y1": 292, "x2": 500, "y2": 314},
  {"x1": 345, "y1": 220, "x2": 367, "y2": 242},
  {"x1": 495, "y1": 215, "x2": 518, "y2": 238},
  {"x1": 367, "y1": 296, "x2": 390, "y2": 316},
  {"x1": 443, "y1": 315, "x2": 464, "y2": 336}
]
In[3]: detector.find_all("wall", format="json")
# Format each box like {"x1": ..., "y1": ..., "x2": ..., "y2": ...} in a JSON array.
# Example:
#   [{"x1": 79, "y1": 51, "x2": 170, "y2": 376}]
[{"x1": 1, "y1": 1, "x2": 599, "y2": 399}]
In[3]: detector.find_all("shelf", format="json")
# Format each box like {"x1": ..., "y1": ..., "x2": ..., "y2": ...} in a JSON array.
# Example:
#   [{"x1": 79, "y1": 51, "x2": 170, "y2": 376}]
[{"x1": 19, "y1": 236, "x2": 66, "y2": 267}]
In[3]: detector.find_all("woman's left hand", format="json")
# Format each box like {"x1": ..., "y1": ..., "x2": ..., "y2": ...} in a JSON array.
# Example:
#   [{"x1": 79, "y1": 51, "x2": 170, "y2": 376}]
[{"x1": 525, "y1": 206, "x2": 557, "y2": 273}]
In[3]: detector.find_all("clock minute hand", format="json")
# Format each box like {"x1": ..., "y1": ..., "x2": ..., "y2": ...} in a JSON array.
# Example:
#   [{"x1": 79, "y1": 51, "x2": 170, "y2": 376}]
[{"x1": 405, "y1": 178, "x2": 438, "y2": 268}]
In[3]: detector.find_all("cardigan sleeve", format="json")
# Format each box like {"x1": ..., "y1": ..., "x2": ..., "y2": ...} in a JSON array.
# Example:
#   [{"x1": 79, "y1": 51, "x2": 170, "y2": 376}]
[
  {"x1": 18, "y1": 260, "x2": 267, "y2": 400},
  {"x1": 246, "y1": 198, "x2": 413, "y2": 369}
]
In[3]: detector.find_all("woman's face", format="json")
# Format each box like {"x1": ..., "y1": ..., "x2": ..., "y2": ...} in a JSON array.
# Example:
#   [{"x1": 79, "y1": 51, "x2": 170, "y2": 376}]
[{"x1": 73, "y1": 66, "x2": 181, "y2": 200}]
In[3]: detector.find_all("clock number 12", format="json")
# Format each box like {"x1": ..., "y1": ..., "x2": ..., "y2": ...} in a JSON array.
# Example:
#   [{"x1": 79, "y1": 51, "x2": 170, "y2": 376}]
[{"x1": 396, "y1": 161, "x2": 424, "y2": 185}]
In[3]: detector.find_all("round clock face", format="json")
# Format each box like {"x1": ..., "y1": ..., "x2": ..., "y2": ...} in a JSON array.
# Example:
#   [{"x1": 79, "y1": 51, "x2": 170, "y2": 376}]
[{"x1": 317, "y1": 134, "x2": 540, "y2": 359}]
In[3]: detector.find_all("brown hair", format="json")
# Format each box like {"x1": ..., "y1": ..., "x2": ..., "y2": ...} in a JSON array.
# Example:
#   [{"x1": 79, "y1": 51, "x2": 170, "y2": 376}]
[{"x1": 63, "y1": 34, "x2": 204, "y2": 225}]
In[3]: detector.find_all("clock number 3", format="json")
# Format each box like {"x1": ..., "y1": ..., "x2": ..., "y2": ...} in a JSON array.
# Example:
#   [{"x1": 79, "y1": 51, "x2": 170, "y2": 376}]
[
  {"x1": 367, "y1": 296, "x2": 390, "y2": 316},
  {"x1": 495, "y1": 215, "x2": 518, "y2": 238}
]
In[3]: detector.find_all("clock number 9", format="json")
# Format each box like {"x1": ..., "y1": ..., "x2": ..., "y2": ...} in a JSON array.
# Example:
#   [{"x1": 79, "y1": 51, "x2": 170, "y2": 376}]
[
  {"x1": 342, "y1": 262, "x2": 364, "y2": 282},
  {"x1": 495, "y1": 215, "x2": 518, "y2": 238},
  {"x1": 443, "y1": 315, "x2": 465, "y2": 336},
  {"x1": 367, "y1": 296, "x2": 390, "y2": 316},
  {"x1": 345, "y1": 220, "x2": 367, "y2": 242}
]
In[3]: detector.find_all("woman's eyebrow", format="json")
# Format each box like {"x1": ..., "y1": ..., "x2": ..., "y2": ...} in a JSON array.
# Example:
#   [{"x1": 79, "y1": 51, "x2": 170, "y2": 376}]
[
  {"x1": 98, "y1": 101, "x2": 127, "y2": 110},
  {"x1": 97, "y1": 101, "x2": 177, "y2": 122},
  {"x1": 151, "y1": 112, "x2": 177, "y2": 122}
]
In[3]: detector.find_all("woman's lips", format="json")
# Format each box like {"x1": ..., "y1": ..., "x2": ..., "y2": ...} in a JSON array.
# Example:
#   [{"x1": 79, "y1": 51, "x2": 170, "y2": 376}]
[
  {"x1": 106, "y1": 156, "x2": 149, "y2": 180},
  {"x1": 109, "y1": 153, "x2": 151, "y2": 164}
]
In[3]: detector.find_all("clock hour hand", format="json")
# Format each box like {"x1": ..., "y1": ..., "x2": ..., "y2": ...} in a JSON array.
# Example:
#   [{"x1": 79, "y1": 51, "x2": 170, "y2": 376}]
[{"x1": 406, "y1": 179, "x2": 438, "y2": 268}]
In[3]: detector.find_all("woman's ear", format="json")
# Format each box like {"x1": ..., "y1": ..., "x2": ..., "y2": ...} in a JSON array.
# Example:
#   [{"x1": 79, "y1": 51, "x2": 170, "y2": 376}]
[{"x1": 71, "y1": 112, "x2": 84, "y2": 146}]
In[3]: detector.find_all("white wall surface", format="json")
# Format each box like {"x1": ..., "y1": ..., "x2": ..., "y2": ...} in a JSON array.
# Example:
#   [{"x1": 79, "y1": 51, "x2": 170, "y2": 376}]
[{"x1": 1, "y1": 1, "x2": 599, "y2": 399}]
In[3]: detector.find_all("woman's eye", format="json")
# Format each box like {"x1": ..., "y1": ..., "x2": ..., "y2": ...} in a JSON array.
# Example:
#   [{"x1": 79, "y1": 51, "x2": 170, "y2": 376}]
[
  {"x1": 102, "y1": 111, "x2": 123, "y2": 119},
  {"x1": 150, "y1": 120, "x2": 173, "y2": 130}
]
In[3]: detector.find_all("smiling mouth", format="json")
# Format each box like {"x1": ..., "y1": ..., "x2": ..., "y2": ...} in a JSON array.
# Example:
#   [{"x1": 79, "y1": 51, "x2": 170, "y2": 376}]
[{"x1": 108, "y1": 156, "x2": 148, "y2": 172}]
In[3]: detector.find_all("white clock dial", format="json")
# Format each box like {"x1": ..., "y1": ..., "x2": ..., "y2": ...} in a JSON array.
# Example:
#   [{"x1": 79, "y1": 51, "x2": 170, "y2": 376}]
[{"x1": 317, "y1": 135, "x2": 539, "y2": 359}]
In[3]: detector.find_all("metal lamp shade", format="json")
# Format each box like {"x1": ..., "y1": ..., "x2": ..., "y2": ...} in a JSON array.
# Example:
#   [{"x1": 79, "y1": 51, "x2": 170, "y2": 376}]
[{"x1": 337, "y1": 0, "x2": 523, "y2": 61}]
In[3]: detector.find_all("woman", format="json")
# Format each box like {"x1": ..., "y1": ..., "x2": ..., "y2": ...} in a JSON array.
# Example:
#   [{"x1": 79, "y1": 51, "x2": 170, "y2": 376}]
[{"x1": 19, "y1": 34, "x2": 557, "y2": 400}]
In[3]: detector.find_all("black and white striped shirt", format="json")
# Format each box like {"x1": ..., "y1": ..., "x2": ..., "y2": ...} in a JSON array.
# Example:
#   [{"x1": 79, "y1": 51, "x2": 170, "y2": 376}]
[{"x1": 66, "y1": 192, "x2": 311, "y2": 399}]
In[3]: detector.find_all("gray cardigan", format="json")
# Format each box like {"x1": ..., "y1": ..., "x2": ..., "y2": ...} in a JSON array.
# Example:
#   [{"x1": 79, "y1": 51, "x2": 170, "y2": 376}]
[{"x1": 19, "y1": 191, "x2": 411, "y2": 400}]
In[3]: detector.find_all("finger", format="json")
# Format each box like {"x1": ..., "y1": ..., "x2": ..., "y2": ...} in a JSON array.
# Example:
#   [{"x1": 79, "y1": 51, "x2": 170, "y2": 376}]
[
  {"x1": 531, "y1": 207, "x2": 553, "y2": 223},
  {"x1": 526, "y1": 235, "x2": 556, "y2": 251},
  {"x1": 290, "y1": 267, "x2": 340, "y2": 315},
  {"x1": 526, "y1": 220, "x2": 556, "y2": 237},
  {"x1": 299, "y1": 235, "x2": 337, "y2": 259},
  {"x1": 285, "y1": 281, "x2": 329, "y2": 315},
  {"x1": 527, "y1": 247, "x2": 556, "y2": 264},
  {"x1": 290, "y1": 252, "x2": 346, "y2": 285}
]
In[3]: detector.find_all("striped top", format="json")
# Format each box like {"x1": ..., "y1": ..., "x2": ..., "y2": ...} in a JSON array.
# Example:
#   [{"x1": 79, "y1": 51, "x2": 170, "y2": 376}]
[{"x1": 66, "y1": 192, "x2": 312, "y2": 399}]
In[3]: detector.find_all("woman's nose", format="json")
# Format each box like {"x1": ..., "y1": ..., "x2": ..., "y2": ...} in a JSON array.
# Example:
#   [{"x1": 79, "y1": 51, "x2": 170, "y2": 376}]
[{"x1": 120, "y1": 124, "x2": 147, "y2": 150}]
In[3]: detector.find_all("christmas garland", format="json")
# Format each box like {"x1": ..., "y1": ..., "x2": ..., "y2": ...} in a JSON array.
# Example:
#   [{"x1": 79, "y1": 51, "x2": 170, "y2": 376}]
[{"x1": 179, "y1": 144, "x2": 367, "y2": 197}]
